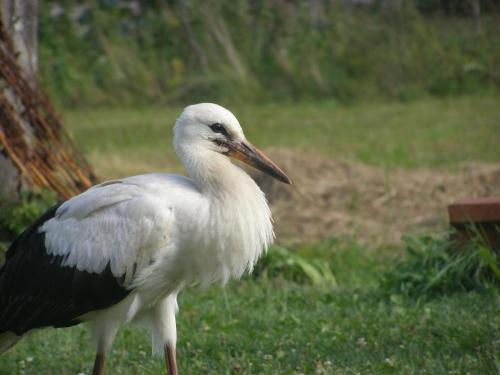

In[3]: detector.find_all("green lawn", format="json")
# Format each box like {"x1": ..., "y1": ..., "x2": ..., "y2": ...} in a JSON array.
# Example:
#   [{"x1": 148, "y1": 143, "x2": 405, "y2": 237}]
[
  {"x1": 0, "y1": 287, "x2": 498, "y2": 375},
  {"x1": 1, "y1": 241, "x2": 498, "y2": 375},
  {"x1": 64, "y1": 95, "x2": 500, "y2": 179},
  {"x1": 1, "y1": 238, "x2": 498, "y2": 374}
]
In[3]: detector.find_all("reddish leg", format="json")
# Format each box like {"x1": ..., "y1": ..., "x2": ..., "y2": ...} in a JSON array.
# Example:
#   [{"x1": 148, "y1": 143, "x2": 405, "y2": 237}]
[
  {"x1": 92, "y1": 352, "x2": 105, "y2": 375},
  {"x1": 164, "y1": 344, "x2": 178, "y2": 375}
]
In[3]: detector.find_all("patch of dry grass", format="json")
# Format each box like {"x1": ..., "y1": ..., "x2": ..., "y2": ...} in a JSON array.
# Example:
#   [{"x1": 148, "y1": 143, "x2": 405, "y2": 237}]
[{"x1": 64, "y1": 95, "x2": 500, "y2": 179}]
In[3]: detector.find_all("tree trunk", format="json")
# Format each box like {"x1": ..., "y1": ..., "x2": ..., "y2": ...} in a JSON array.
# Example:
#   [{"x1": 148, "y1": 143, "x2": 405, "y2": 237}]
[
  {"x1": 0, "y1": 0, "x2": 97, "y2": 211},
  {"x1": 1, "y1": 0, "x2": 38, "y2": 84},
  {"x1": 0, "y1": 0, "x2": 37, "y2": 207}
]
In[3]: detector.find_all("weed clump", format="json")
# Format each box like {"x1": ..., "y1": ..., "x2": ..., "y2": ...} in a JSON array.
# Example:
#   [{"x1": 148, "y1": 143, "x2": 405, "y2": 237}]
[
  {"x1": 253, "y1": 245, "x2": 337, "y2": 286},
  {"x1": 0, "y1": 190, "x2": 57, "y2": 238},
  {"x1": 381, "y1": 232, "x2": 500, "y2": 299}
]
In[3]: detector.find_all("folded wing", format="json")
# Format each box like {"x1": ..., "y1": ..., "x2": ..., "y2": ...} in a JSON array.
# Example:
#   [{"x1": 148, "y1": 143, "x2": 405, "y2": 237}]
[{"x1": 0, "y1": 179, "x2": 175, "y2": 334}]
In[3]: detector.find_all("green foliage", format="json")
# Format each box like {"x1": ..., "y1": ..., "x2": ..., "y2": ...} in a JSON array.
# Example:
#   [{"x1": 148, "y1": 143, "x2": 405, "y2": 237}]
[
  {"x1": 255, "y1": 232, "x2": 499, "y2": 298},
  {"x1": 416, "y1": 0, "x2": 498, "y2": 15},
  {"x1": 253, "y1": 245, "x2": 337, "y2": 286},
  {"x1": 0, "y1": 190, "x2": 57, "y2": 238},
  {"x1": 0, "y1": 242, "x2": 8, "y2": 264},
  {"x1": 38, "y1": 2, "x2": 500, "y2": 108},
  {"x1": 0, "y1": 231, "x2": 498, "y2": 373},
  {"x1": 1, "y1": 277, "x2": 497, "y2": 374},
  {"x1": 381, "y1": 232, "x2": 500, "y2": 299}
]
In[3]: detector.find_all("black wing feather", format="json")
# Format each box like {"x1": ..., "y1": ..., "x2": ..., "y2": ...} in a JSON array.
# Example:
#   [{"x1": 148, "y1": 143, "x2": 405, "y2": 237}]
[{"x1": 0, "y1": 204, "x2": 131, "y2": 335}]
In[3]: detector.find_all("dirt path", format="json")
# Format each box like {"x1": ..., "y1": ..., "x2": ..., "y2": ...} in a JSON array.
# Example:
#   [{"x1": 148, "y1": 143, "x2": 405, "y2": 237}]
[{"x1": 250, "y1": 149, "x2": 500, "y2": 247}]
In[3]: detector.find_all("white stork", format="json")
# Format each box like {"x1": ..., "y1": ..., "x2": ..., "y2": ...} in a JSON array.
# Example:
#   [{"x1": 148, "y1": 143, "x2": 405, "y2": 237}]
[{"x1": 0, "y1": 103, "x2": 291, "y2": 375}]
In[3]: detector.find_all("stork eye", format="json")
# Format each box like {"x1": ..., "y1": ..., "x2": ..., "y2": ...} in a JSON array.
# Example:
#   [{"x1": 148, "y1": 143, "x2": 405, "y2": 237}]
[{"x1": 209, "y1": 123, "x2": 229, "y2": 137}]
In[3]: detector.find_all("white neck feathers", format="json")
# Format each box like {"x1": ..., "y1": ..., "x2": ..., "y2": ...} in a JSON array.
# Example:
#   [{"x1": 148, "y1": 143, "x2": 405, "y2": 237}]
[{"x1": 176, "y1": 144, "x2": 274, "y2": 284}]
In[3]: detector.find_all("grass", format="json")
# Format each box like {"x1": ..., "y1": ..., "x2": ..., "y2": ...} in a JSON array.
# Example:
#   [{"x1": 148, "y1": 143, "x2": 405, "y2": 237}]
[
  {"x1": 382, "y1": 233, "x2": 500, "y2": 298},
  {"x1": 1, "y1": 287, "x2": 498, "y2": 375},
  {"x1": 0, "y1": 281, "x2": 500, "y2": 374},
  {"x1": 63, "y1": 95, "x2": 500, "y2": 178},
  {"x1": 1, "y1": 239, "x2": 498, "y2": 374},
  {"x1": 38, "y1": 2, "x2": 500, "y2": 107}
]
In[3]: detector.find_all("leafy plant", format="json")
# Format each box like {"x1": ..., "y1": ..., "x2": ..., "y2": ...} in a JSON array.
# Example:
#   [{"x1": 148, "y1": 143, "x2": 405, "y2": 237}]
[
  {"x1": 253, "y1": 245, "x2": 337, "y2": 286},
  {"x1": 37, "y1": 2, "x2": 500, "y2": 108},
  {"x1": 0, "y1": 189, "x2": 57, "y2": 238},
  {"x1": 381, "y1": 231, "x2": 499, "y2": 299}
]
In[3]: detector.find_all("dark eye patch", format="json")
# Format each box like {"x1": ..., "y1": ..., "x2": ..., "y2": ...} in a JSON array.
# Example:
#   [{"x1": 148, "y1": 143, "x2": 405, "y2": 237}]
[{"x1": 209, "y1": 123, "x2": 230, "y2": 138}]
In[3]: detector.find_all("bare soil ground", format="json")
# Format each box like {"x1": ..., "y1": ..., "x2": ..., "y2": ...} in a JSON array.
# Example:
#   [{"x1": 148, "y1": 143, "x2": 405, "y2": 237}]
[{"x1": 249, "y1": 149, "x2": 500, "y2": 246}]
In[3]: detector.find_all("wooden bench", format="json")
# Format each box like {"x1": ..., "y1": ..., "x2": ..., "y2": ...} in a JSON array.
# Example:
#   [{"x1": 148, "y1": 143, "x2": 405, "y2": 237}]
[{"x1": 448, "y1": 197, "x2": 500, "y2": 253}]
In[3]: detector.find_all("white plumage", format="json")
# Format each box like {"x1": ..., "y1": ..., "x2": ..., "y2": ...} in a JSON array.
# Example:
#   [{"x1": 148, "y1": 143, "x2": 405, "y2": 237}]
[{"x1": 0, "y1": 103, "x2": 290, "y2": 375}]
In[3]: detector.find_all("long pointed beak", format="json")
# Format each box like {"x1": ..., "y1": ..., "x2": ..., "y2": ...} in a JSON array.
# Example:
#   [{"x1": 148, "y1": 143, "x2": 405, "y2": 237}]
[{"x1": 224, "y1": 140, "x2": 291, "y2": 184}]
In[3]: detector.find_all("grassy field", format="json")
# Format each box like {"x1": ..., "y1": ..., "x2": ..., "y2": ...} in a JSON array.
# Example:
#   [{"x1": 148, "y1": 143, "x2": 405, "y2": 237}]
[
  {"x1": 0, "y1": 284, "x2": 498, "y2": 374},
  {"x1": 1, "y1": 95, "x2": 499, "y2": 374},
  {"x1": 1, "y1": 240, "x2": 498, "y2": 375},
  {"x1": 64, "y1": 95, "x2": 500, "y2": 178}
]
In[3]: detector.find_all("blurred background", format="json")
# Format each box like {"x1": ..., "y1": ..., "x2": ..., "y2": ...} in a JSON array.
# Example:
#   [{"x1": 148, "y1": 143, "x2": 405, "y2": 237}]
[
  {"x1": 1, "y1": 0, "x2": 499, "y2": 374},
  {"x1": 39, "y1": 0, "x2": 499, "y2": 107}
]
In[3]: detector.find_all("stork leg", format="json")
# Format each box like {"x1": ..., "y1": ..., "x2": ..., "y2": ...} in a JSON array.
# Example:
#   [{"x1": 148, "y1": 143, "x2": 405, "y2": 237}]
[
  {"x1": 164, "y1": 345, "x2": 178, "y2": 375},
  {"x1": 148, "y1": 294, "x2": 179, "y2": 374},
  {"x1": 90, "y1": 315, "x2": 121, "y2": 375},
  {"x1": 164, "y1": 344, "x2": 178, "y2": 375},
  {"x1": 92, "y1": 352, "x2": 105, "y2": 375}
]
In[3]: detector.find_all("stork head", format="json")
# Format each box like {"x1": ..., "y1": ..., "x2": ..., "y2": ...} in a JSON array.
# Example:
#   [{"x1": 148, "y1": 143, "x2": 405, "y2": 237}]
[{"x1": 174, "y1": 103, "x2": 291, "y2": 184}]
